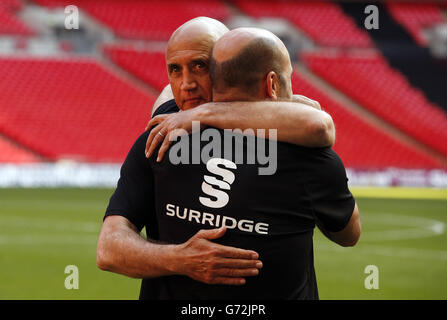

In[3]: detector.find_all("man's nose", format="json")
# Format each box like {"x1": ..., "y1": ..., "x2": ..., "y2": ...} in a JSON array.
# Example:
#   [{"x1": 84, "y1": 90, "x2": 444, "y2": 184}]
[{"x1": 180, "y1": 70, "x2": 197, "y2": 91}]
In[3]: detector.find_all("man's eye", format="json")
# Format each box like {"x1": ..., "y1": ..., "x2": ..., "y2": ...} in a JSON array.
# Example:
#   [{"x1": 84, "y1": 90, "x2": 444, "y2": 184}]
[
  {"x1": 169, "y1": 65, "x2": 180, "y2": 73},
  {"x1": 195, "y1": 62, "x2": 206, "y2": 69}
]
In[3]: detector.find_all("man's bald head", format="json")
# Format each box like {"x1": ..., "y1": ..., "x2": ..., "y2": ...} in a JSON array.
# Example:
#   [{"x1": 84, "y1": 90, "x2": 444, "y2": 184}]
[
  {"x1": 165, "y1": 17, "x2": 229, "y2": 110},
  {"x1": 210, "y1": 27, "x2": 293, "y2": 100},
  {"x1": 167, "y1": 17, "x2": 229, "y2": 59}
]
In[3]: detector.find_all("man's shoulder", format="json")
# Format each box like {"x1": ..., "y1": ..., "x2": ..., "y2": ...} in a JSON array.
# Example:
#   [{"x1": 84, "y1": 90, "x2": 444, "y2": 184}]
[
  {"x1": 152, "y1": 99, "x2": 179, "y2": 117},
  {"x1": 276, "y1": 144, "x2": 345, "y2": 174},
  {"x1": 125, "y1": 99, "x2": 178, "y2": 164},
  {"x1": 302, "y1": 147, "x2": 349, "y2": 182},
  {"x1": 276, "y1": 142, "x2": 331, "y2": 159},
  {"x1": 283, "y1": 144, "x2": 339, "y2": 159},
  {"x1": 131, "y1": 131, "x2": 150, "y2": 153}
]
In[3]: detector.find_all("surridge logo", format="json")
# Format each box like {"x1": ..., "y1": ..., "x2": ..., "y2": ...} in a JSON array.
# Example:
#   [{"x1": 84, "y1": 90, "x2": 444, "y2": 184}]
[
  {"x1": 199, "y1": 158, "x2": 236, "y2": 209},
  {"x1": 165, "y1": 157, "x2": 269, "y2": 234}
]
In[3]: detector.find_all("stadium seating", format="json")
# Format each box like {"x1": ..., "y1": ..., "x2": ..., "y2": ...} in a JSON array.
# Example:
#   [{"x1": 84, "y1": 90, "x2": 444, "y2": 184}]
[
  {"x1": 0, "y1": 136, "x2": 40, "y2": 163},
  {"x1": 0, "y1": 57, "x2": 155, "y2": 162},
  {"x1": 233, "y1": 0, "x2": 373, "y2": 48},
  {"x1": 103, "y1": 44, "x2": 168, "y2": 92},
  {"x1": 387, "y1": 3, "x2": 446, "y2": 46},
  {"x1": 301, "y1": 51, "x2": 447, "y2": 157},
  {"x1": 291, "y1": 70, "x2": 443, "y2": 168},
  {"x1": 0, "y1": 0, "x2": 24, "y2": 11},
  {"x1": 0, "y1": 0, "x2": 444, "y2": 170},
  {"x1": 0, "y1": 5, "x2": 34, "y2": 36},
  {"x1": 33, "y1": 0, "x2": 230, "y2": 40}
]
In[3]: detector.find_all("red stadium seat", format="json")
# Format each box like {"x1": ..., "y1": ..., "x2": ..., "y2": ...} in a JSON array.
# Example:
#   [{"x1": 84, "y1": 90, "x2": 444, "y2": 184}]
[
  {"x1": 103, "y1": 44, "x2": 168, "y2": 91},
  {"x1": 0, "y1": 0, "x2": 24, "y2": 11},
  {"x1": 233, "y1": 0, "x2": 373, "y2": 48},
  {"x1": 0, "y1": 136, "x2": 41, "y2": 163},
  {"x1": 0, "y1": 57, "x2": 156, "y2": 163},
  {"x1": 0, "y1": 5, "x2": 34, "y2": 36},
  {"x1": 301, "y1": 51, "x2": 447, "y2": 157},
  {"x1": 387, "y1": 3, "x2": 446, "y2": 46},
  {"x1": 33, "y1": 0, "x2": 230, "y2": 40},
  {"x1": 292, "y1": 69, "x2": 444, "y2": 169}
]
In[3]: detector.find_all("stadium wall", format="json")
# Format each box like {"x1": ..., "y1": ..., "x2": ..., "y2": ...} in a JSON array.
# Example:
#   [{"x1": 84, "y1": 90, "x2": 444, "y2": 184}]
[{"x1": 0, "y1": 163, "x2": 446, "y2": 188}]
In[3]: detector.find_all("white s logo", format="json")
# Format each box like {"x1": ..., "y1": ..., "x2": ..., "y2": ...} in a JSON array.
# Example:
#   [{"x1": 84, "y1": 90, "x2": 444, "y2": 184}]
[{"x1": 199, "y1": 158, "x2": 237, "y2": 208}]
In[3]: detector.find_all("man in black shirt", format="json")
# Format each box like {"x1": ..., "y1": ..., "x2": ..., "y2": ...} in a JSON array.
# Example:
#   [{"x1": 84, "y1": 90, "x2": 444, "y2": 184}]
[{"x1": 97, "y1": 18, "x2": 351, "y2": 299}]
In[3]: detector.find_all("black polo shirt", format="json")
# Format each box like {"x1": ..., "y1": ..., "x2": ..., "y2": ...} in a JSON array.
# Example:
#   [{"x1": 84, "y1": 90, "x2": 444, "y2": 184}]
[{"x1": 105, "y1": 99, "x2": 355, "y2": 300}]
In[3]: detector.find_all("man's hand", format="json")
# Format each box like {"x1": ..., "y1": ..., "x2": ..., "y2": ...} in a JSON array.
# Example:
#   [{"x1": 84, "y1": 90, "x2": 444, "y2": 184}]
[
  {"x1": 98, "y1": 216, "x2": 262, "y2": 284},
  {"x1": 145, "y1": 109, "x2": 205, "y2": 161},
  {"x1": 173, "y1": 227, "x2": 262, "y2": 285}
]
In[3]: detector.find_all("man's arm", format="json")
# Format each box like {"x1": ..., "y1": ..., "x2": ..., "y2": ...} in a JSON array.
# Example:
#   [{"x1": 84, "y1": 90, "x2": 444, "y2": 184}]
[
  {"x1": 97, "y1": 215, "x2": 175, "y2": 279},
  {"x1": 145, "y1": 99, "x2": 335, "y2": 161},
  {"x1": 316, "y1": 203, "x2": 361, "y2": 247},
  {"x1": 308, "y1": 149, "x2": 361, "y2": 247},
  {"x1": 151, "y1": 84, "x2": 174, "y2": 117},
  {"x1": 292, "y1": 94, "x2": 321, "y2": 110},
  {"x1": 97, "y1": 215, "x2": 262, "y2": 284},
  {"x1": 98, "y1": 131, "x2": 262, "y2": 285},
  {"x1": 195, "y1": 100, "x2": 333, "y2": 147}
]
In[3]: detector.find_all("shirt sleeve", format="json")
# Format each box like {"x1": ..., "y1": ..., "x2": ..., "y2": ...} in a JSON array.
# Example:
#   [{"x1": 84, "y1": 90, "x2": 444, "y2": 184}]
[
  {"x1": 104, "y1": 100, "x2": 179, "y2": 237},
  {"x1": 104, "y1": 131, "x2": 157, "y2": 236},
  {"x1": 306, "y1": 148, "x2": 355, "y2": 232},
  {"x1": 152, "y1": 99, "x2": 179, "y2": 117}
]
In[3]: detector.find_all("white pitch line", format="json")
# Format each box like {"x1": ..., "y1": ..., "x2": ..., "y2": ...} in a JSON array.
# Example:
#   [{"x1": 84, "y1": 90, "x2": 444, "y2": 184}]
[
  {"x1": 0, "y1": 235, "x2": 98, "y2": 245},
  {"x1": 0, "y1": 215, "x2": 101, "y2": 245},
  {"x1": 358, "y1": 213, "x2": 445, "y2": 242},
  {"x1": 0, "y1": 215, "x2": 100, "y2": 233}
]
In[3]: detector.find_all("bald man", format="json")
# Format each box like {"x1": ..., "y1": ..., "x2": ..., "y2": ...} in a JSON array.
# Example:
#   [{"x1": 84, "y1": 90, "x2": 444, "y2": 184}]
[
  {"x1": 129, "y1": 28, "x2": 360, "y2": 299},
  {"x1": 97, "y1": 18, "x2": 339, "y2": 299},
  {"x1": 144, "y1": 17, "x2": 334, "y2": 161}
]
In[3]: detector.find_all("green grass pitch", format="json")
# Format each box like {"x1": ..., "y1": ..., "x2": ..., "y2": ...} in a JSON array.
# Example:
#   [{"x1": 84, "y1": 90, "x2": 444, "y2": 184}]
[{"x1": 0, "y1": 188, "x2": 446, "y2": 299}]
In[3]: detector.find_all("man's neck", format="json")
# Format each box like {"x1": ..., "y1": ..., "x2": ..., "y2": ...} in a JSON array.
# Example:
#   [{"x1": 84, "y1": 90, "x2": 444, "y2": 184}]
[{"x1": 213, "y1": 88, "x2": 263, "y2": 103}]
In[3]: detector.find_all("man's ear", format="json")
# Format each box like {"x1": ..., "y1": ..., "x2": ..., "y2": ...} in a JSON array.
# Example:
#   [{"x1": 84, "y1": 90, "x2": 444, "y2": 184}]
[{"x1": 266, "y1": 71, "x2": 279, "y2": 100}]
